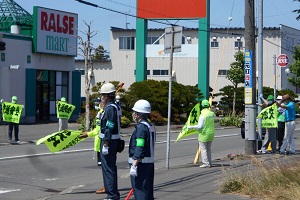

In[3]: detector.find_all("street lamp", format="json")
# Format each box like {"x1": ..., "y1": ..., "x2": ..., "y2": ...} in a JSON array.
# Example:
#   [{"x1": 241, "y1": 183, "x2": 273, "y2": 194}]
[{"x1": 285, "y1": 68, "x2": 290, "y2": 89}]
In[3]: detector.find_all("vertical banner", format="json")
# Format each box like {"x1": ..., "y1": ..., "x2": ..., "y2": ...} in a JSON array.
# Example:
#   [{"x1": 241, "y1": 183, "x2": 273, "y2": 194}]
[
  {"x1": 244, "y1": 50, "x2": 253, "y2": 104},
  {"x1": 56, "y1": 101, "x2": 75, "y2": 119},
  {"x1": 2, "y1": 102, "x2": 23, "y2": 123}
]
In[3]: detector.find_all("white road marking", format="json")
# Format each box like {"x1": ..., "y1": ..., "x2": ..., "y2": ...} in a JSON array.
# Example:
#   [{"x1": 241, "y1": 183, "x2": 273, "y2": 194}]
[{"x1": 0, "y1": 188, "x2": 21, "y2": 194}]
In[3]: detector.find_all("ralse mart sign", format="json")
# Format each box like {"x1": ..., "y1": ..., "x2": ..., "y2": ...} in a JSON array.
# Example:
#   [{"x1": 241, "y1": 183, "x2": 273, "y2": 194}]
[{"x1": 33, "y1": 7, "x2": 78, "y2": 56}]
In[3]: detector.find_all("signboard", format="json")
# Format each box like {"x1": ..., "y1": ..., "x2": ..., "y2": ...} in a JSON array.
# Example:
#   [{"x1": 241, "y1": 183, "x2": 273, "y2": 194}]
[
  {"x1": 137, "y1": 0, "x2": 206, "y2": 19},
  {"x1": 244, "y1": 50, "x2": 253, "y2": 104},
  {"x1": 164, "y1": 26, "x2": 182, "y2": 54},
  {"x1": 146, "y1": 44, "x2": 197, "y2": 58},
  {"x1": 277, "y1": 54, "x2": 289, "y2": 67},
  {"x1": 33, "y1": 7, "x2": 78, "y2": 56}
]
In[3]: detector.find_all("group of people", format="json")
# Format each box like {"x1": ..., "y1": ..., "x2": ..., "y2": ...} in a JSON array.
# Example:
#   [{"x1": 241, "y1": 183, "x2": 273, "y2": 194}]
[
  {"x1": 81, "y1": 83, "x2": 156, "y2": 200},
  {"x1": 257, "y1": 94, "x2": 296, "y2": 155}
]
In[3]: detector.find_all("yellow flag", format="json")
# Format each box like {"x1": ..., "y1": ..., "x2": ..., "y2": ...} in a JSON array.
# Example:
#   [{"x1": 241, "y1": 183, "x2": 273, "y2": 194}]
[
  {"x1": 176, "y1": 103, "x2": 201, "y2": 142},
  {"x1": 37, "y1": 130, "x2": 85, "y2": 153},
  {"x1": 257, "y1": 103, "x2": 278, "y2": 128},
  {"x1": 2, "y1": 102, "x2": 23, "y2": 123},
  {"x1": 56, "y1": 101, "x2": 75, "y2": 119}
]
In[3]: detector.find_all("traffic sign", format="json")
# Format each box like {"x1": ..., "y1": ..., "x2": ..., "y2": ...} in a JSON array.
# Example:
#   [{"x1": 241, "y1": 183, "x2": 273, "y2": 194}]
[{"x1": 277, "y1": 54, "x2": 289, "y2": 67}]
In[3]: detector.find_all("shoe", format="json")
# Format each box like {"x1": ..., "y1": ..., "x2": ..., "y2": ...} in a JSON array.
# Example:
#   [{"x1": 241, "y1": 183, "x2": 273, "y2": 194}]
[
  {"x1": 96, "y1": 186, "x2": 106, "y2": 194},
  {"x1": 98, "y1": 162, "x2": 102, "y2": 166},
  {"x1": 15, "y1": 140, "x2": 20, "y2": 143},
  {"x1": 257, "y1": 150, "x2": 266, "y2": 154},
  {"x1": 8, "y1": 140, "x2": 12, "y2": 143},
  {"x1": 199, "y1": 164, "x2": 211, "y2": 168},
  {"x1": 103, "y1": 199, "x2": 112, "y2": 200}
]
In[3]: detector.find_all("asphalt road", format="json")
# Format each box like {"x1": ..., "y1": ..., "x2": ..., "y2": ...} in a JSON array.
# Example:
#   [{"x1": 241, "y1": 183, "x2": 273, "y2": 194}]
[{"x1": 0, "y1": 121, "x2": 299, "y2": 200}]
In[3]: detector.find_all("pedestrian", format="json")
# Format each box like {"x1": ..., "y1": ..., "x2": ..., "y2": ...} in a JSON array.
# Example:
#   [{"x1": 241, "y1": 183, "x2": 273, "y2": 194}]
[
  {"x1": 188, "y1": 99, "x2": 215, "y2": 168},
  {"x1": 276, "y1": 95, "x2": 285, "y2": 151},
  {"x1": 129, "y1": 99, "x2": 156, "y2": 200},
  {"x1": 80, "y1": 101, "x2": 106, "y2": 194},
  {"x1": 256, "y1": 94, "x2": 277, "y2": 154},
  {"x1": 8, "y1": 96, "x2": 22, "y2": 143},
  {"x1": 98, "y1": 83, "x2": 122, "y2": 200},
  {"x1": 276, "y1": 94, "x2": 296, "y2": 154},
  {"x1": 58, "y1": 97, "x2": 68, "y2": 132}
]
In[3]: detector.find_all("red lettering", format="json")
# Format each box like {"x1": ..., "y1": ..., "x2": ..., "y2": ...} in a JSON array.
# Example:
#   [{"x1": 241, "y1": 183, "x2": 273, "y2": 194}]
[
  {"x1": 62, "y1": 15, "x2": 68, "y2": 34},
  {"x1": 56, "y1": 14, "x2": 62, "y2": 33},
  {"x1": 40, "y1": 10, "x2": 76, "y2": 35},
  {"x1": 48, "y1": 13, "x2": 56, "y2": 32},
  {"x1": 69, "y1": 17, "x2": 74, "y2": 35},
  {"x1": 41, "y1": 11, "x2": 48, "y2": 31}
]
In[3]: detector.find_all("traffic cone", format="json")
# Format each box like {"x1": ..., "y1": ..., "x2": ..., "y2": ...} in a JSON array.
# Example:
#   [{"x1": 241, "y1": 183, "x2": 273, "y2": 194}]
[{"x1": 267, "y1": 142, "x2": 272, "y2": 151}]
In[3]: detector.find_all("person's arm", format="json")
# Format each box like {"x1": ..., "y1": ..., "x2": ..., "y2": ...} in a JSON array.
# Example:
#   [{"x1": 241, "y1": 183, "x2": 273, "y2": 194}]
[
  {"x1": 132, "y1": 124, "x2": 148, "y2": 166},
  {"x1": 188, "y1": 115, "x2": 204, "y2": 130}
]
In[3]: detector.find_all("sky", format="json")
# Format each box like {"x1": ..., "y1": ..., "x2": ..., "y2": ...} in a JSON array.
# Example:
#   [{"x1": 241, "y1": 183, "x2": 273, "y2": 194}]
[{"x1": 13, "y1": 0, "x2": 300, "y2": 56}]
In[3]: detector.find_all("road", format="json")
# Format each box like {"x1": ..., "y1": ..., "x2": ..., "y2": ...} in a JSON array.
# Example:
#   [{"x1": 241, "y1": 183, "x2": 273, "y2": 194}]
[{"x1": 0, "y1": 124, "x2": 246, "y2": 200}]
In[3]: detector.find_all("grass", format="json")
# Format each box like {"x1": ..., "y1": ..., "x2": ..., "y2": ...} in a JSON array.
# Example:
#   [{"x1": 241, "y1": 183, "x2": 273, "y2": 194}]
[{"x1": 219, "y1": 156, "x2": 300, "y2": 199}]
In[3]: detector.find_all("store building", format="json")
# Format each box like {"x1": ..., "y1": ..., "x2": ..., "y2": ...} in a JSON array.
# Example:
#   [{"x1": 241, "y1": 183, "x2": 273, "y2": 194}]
[
  {"x1": 0, "y1": 1, "x2": 81, "y2": 123},
  {"x1": 77, "y1": 24, "x2": 300, "y2": 101}
]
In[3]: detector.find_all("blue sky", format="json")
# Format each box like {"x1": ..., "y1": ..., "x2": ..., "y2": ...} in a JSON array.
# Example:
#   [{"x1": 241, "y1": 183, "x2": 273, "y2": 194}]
[{"x1": 14, "y1": 0, "x2": 300, "y2": 55}]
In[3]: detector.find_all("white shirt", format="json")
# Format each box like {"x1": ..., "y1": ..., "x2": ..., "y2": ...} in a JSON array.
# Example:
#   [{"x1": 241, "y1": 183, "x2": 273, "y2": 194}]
[{"x1": 187, "y1": 115, "x2": 204, "y2": 130}]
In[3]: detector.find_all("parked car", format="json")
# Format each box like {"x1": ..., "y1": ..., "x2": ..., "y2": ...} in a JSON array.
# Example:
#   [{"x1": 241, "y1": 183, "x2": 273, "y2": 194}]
[
  {"x1": 215, "y1": 103, "x2": 229, "y2": 116},
  {"x1": 240, "y1": 119, "x2": 266, "y2": 139}
]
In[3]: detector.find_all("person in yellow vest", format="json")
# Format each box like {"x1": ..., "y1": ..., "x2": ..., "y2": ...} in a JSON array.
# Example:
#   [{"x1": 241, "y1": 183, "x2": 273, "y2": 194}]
[
  {"x1": 8, "y1": 96, "x2": 21, "y2": 143},
  {"x1": 188, "y1": 99, "x2": 215, "y2": 168},
  {"x1": 58, "y1": 97, "x2": 68, "y2": 132},
  {"x1": 80, "y1": 102, "x2": 106, "y2": 194}
]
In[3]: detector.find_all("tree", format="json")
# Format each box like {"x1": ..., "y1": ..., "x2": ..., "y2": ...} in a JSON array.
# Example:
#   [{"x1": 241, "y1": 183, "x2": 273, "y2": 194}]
[
  {"x1": 93, "y1": 45, "x2": 110, "y2": 61},
  {"x1": 226, "y1": 51, "x2": 244, "y2": 114},
  {"x1": 287, "y1": 45, "x2": 300, "y2": 87},
  {"x1": 293, "y1": 0, "x2": 300, "y2": 20},
  {"x1": 77, "y1": 21, "x2": 97, "y2": 131}
]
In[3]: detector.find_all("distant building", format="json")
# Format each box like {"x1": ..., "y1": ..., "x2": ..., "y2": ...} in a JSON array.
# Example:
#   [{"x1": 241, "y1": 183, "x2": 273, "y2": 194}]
[
  {"x1": 0, "y1": 2, "x2": 81, "y2": 123},
  {"x1": 77, "y1": 25, "x2": 300, "y2": 101}
]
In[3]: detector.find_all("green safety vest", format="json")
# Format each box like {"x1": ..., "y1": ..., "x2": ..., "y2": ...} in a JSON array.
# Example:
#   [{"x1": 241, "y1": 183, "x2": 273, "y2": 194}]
[
  {"x1": 198, "y1": 108, "x2": 215, "y2": 142},
  {"x1": 87, "y1": 118, "x2": 101, "y2": 152},
  {"x1": 277, "y1": 112, "x2": 285, "y2": 122}
]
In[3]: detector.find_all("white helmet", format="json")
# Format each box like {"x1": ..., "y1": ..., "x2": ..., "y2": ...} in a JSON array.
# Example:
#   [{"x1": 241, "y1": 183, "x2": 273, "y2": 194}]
[
  {"x1": 100, "y1": 83, "x2": 116, "y2": 94},
  {"x1": 132, "y1": 99, "x2": 151, "y2": 114}
]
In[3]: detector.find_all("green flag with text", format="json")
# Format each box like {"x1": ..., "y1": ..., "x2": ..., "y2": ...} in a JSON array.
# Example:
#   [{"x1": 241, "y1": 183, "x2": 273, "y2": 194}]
[
  {"x1": 176, "y1": 103, "x2": 201, "y2": 142},
  {"x1": 1, "y1": 102, "x2": 23, "y2": 123},
  {"x1": 56, "y1": 101, "x2": 75, "y2": 119},
  {"x1": 257, "y1": 103, "x2": 278, "y2": 128}
]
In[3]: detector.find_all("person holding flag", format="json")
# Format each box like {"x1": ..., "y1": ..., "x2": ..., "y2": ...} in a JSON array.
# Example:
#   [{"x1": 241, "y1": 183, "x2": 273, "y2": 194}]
[
  {"x1": 276, "y1": 94, "x2": 296, "y2": 155},
  {"x1": 256, "y1": 94, "x2": 277, "y2": 154},
  {"x1": 188, "y1": 99, "x2": 215, "y2": 168},
  {"x1": 6, "y1": 96, "x2": 23, "y2": 143}
]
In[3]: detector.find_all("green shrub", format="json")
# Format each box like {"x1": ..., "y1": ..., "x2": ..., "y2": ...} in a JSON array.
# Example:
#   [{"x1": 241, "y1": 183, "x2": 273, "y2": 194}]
[
  {"x1": 121, "y1": 116, "x2": 131, "y2": 128},
  {"x1": 77, "y1": 110, "x2": 98, "y2": 131},
  {"x1": 219, "y1": 113, "x2": 243, "y2": 127},
  {"x1": 150, "y1": 111, "x2": 167, "y2": 126}
]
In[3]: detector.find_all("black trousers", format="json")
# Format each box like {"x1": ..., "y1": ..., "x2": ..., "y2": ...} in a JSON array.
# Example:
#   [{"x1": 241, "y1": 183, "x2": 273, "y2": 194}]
[
  {"x1": 8, "y1": 122, "x2": 19, "y2": 141},
  {"x1": 277, "y1": 122, "x2": 285, "y2": 149},
  {"x1": 130, "y1": 163, "x2": 154, "y2": 200},
  {"x1": 100, "y1": 139, "x2": 120, "y2": 200}
]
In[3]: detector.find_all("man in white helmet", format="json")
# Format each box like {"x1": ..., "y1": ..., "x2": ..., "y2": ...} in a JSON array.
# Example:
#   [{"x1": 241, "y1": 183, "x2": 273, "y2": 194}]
[
  {"x1": 98, "y1": 82, "x2": 121, "y2": 200},
  {"x1": 129, "y1": 99, "x2": 156, "y2": 200}
]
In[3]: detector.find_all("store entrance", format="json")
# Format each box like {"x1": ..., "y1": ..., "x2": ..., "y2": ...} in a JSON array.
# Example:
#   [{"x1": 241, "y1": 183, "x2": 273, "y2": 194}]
[{"x1": 36, "y1": 82, "x2": 49, "y2": 121}]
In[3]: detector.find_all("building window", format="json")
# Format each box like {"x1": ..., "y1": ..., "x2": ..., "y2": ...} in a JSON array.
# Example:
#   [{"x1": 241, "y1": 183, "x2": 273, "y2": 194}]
[
  {"x1": 218, "y1": 70, "x2": 228, "y2": 76},
  {"x1": 119, "y1": 36, "x2": 135, "y2": 50},
  {"x1": 211, "y1": 37, "x2": 218, "y2": 48},
  {"x1": 134, "y1": 70, "x2": 150, "y2": 76},
  {"x1": 235, "y1": 41, "x2": 243, "y2": 49},
  {"x1": 153, "y1": 69, "x2": 169, "y2": 76},
  {"x1": 147, "y1": 36, "x2": 159, "y2": 44}
]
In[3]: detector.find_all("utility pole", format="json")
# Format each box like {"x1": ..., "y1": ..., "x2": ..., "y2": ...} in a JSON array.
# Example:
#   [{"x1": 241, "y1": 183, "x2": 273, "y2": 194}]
[
  {"x1": 257, "y1": 0, "x2": 263, "y2": 150},
  {"x1": 244, "y1": 0, "x2": 257, "y2": 154}
]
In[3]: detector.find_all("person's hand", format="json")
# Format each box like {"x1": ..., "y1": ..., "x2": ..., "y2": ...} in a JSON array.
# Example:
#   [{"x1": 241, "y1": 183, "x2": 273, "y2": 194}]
[
  {"x1": 80, "y1": 132, "x2": 88, "y2": 138},
  {"x1": 258, "y1": 93, "x2": 263, "y2": 99},
  {"x1": 102, "y1": 145, "x2": 109, "y2": 155},
  {"x1": 130, "y1": 165, "x2": 138, "y2": 177},
  {"x1": 0, "y1": 99, "x2": 3, "y2": 103}
]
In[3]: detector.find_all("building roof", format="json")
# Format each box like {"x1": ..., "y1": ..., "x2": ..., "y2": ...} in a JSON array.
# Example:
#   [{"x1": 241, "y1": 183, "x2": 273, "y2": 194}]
[
  {"x1": 0, "y1": 0, "x2": 33, "y2": 29},
  {"x1": 110, "y1": 26, "x2": 280, "y2": 32}
]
